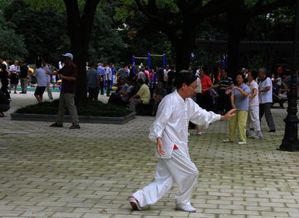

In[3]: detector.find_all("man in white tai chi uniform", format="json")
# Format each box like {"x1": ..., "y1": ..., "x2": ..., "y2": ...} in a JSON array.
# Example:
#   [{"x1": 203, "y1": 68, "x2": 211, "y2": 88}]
[{"x1": 129, "y1": 70, "x2": 236, "y2": 212}]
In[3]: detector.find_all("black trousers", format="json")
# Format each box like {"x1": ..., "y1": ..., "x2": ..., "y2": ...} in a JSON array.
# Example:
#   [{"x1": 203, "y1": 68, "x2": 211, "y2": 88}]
[
  {"x1": 259, "y1": 103, "x2": 276, "y2": 131},
  {"x1": 1, "y1": 86, "x2": 10, "y2": 99},
  {"x1": 217, "y1": 89, "x2": 231, "y2": 114},
  {"x1": 88, "y1": 88, "x2": 99, "y2": 101}
]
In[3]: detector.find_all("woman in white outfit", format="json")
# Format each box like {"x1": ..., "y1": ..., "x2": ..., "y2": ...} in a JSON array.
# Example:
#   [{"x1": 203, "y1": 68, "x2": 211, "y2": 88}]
[
  {"x1": 247, "y1": 70, "x2": 263, "y2": 139},
  {"x1": 129, "y1": 70, "x2": 236, "y2": 212}
]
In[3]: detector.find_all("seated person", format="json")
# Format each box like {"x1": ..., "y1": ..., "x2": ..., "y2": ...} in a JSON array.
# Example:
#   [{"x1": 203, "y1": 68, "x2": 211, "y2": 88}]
[
  {"x1": 0, "y1": 90, "x2": 10, "y2": 117},
  {"x1": 129, "y1": 79, "x2": 151, "y2": 112},
  {"x1": 108, "y1": 77, "x2": 133, "y2": 106},
  {"x1": 152, "y1": 81, "x2": 167, "y2": 115}
]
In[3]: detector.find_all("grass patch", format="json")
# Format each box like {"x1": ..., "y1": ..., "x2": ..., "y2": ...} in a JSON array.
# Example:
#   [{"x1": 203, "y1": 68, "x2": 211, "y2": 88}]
[{"x1": 15, "y1": 100, "x2": 132, "y2": 117}]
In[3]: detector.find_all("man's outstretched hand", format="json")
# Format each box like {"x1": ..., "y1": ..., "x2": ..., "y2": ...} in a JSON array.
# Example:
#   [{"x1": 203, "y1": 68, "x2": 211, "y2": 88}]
[{"x1": 221, "y1": 108, "x2": 237, "y2": 121}]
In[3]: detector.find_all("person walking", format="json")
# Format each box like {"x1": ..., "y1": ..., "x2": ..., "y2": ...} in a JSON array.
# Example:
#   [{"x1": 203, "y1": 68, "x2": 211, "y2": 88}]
[
  {"x1": 129, "y1": 70, "x2": 236, "y2": 212},
  {"x1": 50, "y1": 53, "x2": 80, "y2": 129},
  {"x1": 223, "y1": 73, "x2": 251, "y2": 145},
  {"x1": 33, "y1": 60, "x2": 48, "y2": 103},
  {"x1": 258, "y1": 68, "x2": 276, "y2": 132}
]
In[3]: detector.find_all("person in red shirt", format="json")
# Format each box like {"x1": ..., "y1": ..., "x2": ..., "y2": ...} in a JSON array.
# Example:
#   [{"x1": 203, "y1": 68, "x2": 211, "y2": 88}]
[{"x1": 200, "y1": 66, "x2": 213, "y2": 111}]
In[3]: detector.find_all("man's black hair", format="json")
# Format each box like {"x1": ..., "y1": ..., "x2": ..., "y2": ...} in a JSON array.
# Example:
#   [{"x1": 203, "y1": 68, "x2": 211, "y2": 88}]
[
  {"x1": 175, "y1": 70, "x2": 197, "y2": 89},
  {"x1": 0, "y1": 64, "x2": 6, "y2": 71}
]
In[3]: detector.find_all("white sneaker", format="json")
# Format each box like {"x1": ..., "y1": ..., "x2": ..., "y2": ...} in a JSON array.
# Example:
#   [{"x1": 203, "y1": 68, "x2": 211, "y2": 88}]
[
  {"x1": 128, "y1": 196, "x2": 142, "y2": 211},
  {"x1": 238, "y1": 141, "x2": 247, "y2": 145},
  {"x1": 223, "y1": 139, "x2": 233, "y2": 143},
  {"x1": 176, "y1": 202, "x2": 196, "y2": 213}
]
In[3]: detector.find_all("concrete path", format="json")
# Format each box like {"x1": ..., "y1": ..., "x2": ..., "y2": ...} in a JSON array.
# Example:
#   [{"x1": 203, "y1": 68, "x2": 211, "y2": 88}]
[{"x1": 0, "y1": 93, "x2": 298, "y2": 218}]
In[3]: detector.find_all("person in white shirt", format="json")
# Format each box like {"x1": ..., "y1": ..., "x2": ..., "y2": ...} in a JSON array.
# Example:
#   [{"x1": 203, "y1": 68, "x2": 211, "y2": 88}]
[
  {"x1": 137, "y1": 69, "x2": 146, "y2": 82},
  {"x1": 247, "y1": 70, "x2": 263, "y2": 139},
  {"x1": 34, "y1": 61, "x2": 48, "y2": 102},
  {"x1": 129, "y1": 70, "x2": 236, "y2": 213},
  {"x1": 163, "y1": 67, "x2": 169, "y2": 83},
  {"x1": 9, "y1": 60, "x2": 20, "y2": 94},
  {"x1": 258, "y1": 68, "x2": 276, "y2": 132},
  {"x1": 43, "y1": 62, "x2": 54, "y2": 101}
]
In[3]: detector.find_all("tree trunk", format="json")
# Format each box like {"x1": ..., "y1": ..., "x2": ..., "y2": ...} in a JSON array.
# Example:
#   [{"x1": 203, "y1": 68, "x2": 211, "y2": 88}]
[
  {"x1": 63, "y1": 0, "x2": 100, "y2": 105},
  {"x1": 172, "y1": 22, "x2": 196, "y2": 73},
  {"x1": 226, "y1": 1, "x2": 247, "y2": 77},
  {"x1": 227, "y1": 13, "x2": 247, "y2": 78},
  {"x1": 174, "y1": 41, "x2": 193, "y2": 72}
]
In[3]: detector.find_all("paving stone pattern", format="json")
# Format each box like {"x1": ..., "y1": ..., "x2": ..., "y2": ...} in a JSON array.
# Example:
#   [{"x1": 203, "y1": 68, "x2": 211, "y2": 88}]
[{"x1": 0, "y1": 93, "x2": 298, "y2": 217}]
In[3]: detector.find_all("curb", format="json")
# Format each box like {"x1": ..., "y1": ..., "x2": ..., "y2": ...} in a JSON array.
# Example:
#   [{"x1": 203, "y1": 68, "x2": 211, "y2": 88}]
[{"x1": 10, "y1": 112, "x2": 135, "y2": 124}]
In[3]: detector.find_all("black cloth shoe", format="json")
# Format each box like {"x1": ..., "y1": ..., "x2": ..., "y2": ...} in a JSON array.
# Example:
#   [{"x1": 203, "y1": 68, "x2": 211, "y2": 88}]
[
  {"x1": 50, "y1": 123, "x2": 63, "y2": 127},
  {"x1": 268, "y1": 129, "x2": 276, "y2": 133},
  {"x1": 69, "y1": 124, "x2": 80, "y2": 129}
]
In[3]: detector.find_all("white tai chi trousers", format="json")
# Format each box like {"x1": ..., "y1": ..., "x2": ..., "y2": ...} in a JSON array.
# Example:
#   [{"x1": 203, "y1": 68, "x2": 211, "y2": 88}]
[
  {"x1": 132, "y1": 149, "x2": 199, "y2": 207},
  {"x1": 248, "y1": 105, "x2": 261, "y2": 131}
]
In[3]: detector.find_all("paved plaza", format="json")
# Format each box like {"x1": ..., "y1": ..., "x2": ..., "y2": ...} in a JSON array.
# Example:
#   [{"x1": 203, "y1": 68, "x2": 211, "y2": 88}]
[{"x1": 0, "y1": 93, "x2": 299, "y2": 218}]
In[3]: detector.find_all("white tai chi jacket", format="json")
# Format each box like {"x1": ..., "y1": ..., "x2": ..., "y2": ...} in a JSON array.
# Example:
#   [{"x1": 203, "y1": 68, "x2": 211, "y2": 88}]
[{"x1": 149, "y1": 90, "x2": 221, "y2": 159}]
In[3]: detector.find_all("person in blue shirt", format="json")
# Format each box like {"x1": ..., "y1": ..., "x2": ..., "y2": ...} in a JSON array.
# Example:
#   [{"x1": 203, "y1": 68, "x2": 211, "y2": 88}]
[
  {"x1": 223, "y1": 73, "x2": 251, "y2": 145},
  {"x1": 97, "y1": 63, "x2": 106, "y2": 95}
]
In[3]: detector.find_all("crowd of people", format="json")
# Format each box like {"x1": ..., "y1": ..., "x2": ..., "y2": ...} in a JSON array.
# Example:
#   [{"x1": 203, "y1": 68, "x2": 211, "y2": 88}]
[
  {"x1": 0, "y1": 58, "x2": 54, "y2": 102},
  {"x1": 0, "y1": 55, "x2": 291, "y2": 125},
  {"x1": 106, "y1": 64, "x2": 292, "y2": 145},
  {"x1": 127, "y1": 66, "x2": 291, "y2": 212}
]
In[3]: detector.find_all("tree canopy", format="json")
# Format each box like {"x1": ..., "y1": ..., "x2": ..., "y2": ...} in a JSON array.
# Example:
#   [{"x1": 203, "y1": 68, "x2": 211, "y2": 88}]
[
  {"x1": 0, "y1": 4, "x2": 27, "y2": 60},
  {"x1": 0, "y1": 0, "x2": 296, "y2": 71}
]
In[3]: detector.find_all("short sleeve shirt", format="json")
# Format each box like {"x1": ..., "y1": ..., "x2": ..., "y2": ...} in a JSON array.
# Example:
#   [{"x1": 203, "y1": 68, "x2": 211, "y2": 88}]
[
  {"x1": 201, "y1": 75, "x2": 212, "y2": 93},
  {"x1": 248, "y1": 80, "x2": 259, "y2": 106},
  {"x1": 258, "y1": 77, "x2": 272, "y2": 103},
  {"x1": 35, "y1": 68, "x2": 48, "y2": 87},
  {"x1": 136, "y1": 84, "x2": 151, "y2": 104},
  {"x1": 219, "y1": 76, "x2": 233, "y2": 88},
  {"x1": 87, "y1": 68, "x2": 99, "y2": 88},
  {"x1": 233, "y1": 83, "x2": 251, "y2": 111}
]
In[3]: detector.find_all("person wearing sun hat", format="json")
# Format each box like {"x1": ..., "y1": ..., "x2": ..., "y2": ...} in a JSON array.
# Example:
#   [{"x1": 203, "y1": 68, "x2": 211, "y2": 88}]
[{"x1": 50, "y1": 52, "x2": 80, "y2": 129}]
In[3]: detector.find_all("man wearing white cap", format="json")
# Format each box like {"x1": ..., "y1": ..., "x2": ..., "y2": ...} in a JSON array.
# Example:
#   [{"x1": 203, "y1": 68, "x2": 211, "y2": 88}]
[{"x1": 50, "y1": 52, "x2": 80, "y2": 129}]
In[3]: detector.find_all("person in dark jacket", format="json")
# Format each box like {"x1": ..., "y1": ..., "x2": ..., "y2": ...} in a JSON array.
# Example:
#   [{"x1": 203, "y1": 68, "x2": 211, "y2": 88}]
[
  {"x1": 0, "y1": 90, "x2": 10, "y2": 117},
  {"x1": 0, "y1": 63, "x2": 10, "y2": 100}
]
